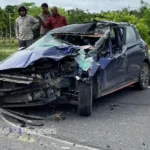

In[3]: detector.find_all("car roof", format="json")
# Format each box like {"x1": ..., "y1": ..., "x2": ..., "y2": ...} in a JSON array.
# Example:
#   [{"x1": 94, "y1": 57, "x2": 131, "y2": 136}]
[
  {"x1": 96, "y1": 20, "x2": 129, "y2": 26},
  {"x1": 51, "y1": 22, "x2": 97, "y2": 34},
  {"x1": 50, "y1": 20, "x2": 130, "y2": 35}
]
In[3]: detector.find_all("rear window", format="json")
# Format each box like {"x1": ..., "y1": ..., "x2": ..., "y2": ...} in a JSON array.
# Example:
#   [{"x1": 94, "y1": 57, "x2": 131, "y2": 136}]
[{"x1": 126, "y1": 26, "x2": 137, "y2": 44}]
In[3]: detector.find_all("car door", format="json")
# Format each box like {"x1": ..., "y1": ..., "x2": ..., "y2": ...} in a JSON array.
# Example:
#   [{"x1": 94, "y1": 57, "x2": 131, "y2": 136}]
[
  {"x1": 124, "y1": 26, "x2": 146, "y2": 82},
  {"x1": 99, "y1": 27, "x2": 126, "y2": 92}
]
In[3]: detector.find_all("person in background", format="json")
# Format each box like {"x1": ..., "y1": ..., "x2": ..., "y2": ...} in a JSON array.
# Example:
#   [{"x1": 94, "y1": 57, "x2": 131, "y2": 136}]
[
  {"x1": 39, "y1": 6, "x2": 68, "y2": 30},
  {"x1": 39, "y1": 3, "x2": 51, "y2": 36},
  {"x1": 15, "y1": 5, "x2": 39, "y2": 49}
]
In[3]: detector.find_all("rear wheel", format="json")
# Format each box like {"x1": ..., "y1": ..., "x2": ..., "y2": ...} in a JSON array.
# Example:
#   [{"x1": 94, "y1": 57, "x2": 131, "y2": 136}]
[
  {"x1": 78, "y1": 79, "x2": 93, "y2": 116},
  {"x1": 134, "y1": 62, "x2": 150, "y2": 90}
]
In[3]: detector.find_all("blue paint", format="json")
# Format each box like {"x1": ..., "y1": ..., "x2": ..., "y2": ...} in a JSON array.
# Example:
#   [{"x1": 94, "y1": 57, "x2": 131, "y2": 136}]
[
  {"x1": 89, "y1": 62, "x2": 100, "y2": 77},
  {"x1": 0, "y1": 46, "x2": 78, "y2": 70},
  {"x1": 9, "y1": 125, "x2": 13, "y2": 133},
  {"x1": 18, "y1": 128, "x2": 22, "y2": 135},
  {"x1": 99, "y1": 58, "x2": 112, "y2": 69}
]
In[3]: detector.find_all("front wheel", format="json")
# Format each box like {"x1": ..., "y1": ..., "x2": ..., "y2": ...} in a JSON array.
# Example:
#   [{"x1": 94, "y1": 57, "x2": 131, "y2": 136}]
[
  {"x1": 134, "y1": 62, "x2": 150, "y2": 90},
  {"x1": 78, "y1": 80, "x2": 93, "y2": 116}
]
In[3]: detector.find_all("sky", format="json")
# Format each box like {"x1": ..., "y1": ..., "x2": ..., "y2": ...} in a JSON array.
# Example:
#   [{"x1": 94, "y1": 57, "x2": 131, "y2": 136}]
[{"x1": 0, "y1": 0, "x2": 150, "y2": 12}]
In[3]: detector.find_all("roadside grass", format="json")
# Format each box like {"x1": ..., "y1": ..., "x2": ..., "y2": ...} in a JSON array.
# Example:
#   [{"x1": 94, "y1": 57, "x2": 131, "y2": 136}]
[
  {"x1": 0, "y1": 38, "x2": 17, "y2": 61},
  {"x1": 149, "y1": 50, "x2": 150, "y2": 56},
  {"x1": 0, "y1": 38, "x2": 17, "y2": 47},
  {"x1": 0, "y1": 48, "x2": 16, "y2": 61}
]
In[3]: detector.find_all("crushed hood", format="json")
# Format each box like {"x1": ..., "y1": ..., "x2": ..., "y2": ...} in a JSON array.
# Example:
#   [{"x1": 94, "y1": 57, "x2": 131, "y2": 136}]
[{"x1": 0, "y1": 45, "x2": 78, "y2": 70}]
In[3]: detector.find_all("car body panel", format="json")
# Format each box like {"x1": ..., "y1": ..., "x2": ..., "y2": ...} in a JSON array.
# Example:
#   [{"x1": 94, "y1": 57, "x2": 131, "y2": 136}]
[
  {"x1": 0, "y1": 46, "x2": 79, "y2": 70},
  {"x1": 101, "y1": 53, "x2": 126, "y2": 91},
  {"x1": 125, "y1": 40, "x2": 145, "y2": 81},
  {"x1": 0, "y1": 20, "x2": 149, "y2": 108}
]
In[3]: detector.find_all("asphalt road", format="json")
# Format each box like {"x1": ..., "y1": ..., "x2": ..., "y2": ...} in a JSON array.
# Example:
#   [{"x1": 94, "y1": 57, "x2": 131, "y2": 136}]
[{"x1": 0, "y1": 86, "x2": 150, "y2": 150}]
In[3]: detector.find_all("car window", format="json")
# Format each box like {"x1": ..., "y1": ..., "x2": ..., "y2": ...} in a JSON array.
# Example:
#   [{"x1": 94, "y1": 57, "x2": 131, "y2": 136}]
[
  {"x1": 119, "y1": 28, "x2": 124, "y2": 40},
  {"x1": 27, "y1": 32, "x2": 67, "y2": 50},
  {"x1": 110, "y1": 29, "x2": 115, "y2": 38},
  {"x1": 126, "y1": 26, "x2": 137, "y2": 44}
]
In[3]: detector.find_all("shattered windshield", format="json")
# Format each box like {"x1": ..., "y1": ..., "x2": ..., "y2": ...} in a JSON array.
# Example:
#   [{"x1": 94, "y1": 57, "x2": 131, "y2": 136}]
[
  {"x1": 27, "y1": 23, "x2": 110, "y2": 50},
  {"x1": 27, "y1": 32, "x2": 67, "y2": 49}
]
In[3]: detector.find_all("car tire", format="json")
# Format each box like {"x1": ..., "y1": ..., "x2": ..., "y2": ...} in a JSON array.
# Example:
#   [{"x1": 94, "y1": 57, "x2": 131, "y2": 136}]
[
  {"x1": 134, "y1": 62, "x2": 150, "y2": 90},
  {"x1": 78, "y1": 79, "x2": 93, "y2": 116}
]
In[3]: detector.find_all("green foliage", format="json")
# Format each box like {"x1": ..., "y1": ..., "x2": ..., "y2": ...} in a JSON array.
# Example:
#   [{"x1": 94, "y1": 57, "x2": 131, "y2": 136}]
[
  {"x1": 143, "y1": 9, "x2": 150, "y2": 27},
  {"x1": 0, "y1": 1, "x2": 150, "y2": 44},
  {"x1": 0, "y1": 38, "x2": 17, "y2": 61},
  {"x1": 136, "y1": 21, "x2": 149, "y2": 43}
]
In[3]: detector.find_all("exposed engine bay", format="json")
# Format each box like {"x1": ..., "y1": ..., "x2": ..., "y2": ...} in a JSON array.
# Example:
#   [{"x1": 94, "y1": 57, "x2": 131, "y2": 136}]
[{"x1": 0, "y1": 56, "x2": 81, "y2": 107}]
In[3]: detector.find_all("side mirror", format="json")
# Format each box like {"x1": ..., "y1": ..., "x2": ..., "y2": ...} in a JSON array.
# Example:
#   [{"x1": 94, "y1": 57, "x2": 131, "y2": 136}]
[{"x1": 18, "y1": 47, "x2": 25, "y2": 51}]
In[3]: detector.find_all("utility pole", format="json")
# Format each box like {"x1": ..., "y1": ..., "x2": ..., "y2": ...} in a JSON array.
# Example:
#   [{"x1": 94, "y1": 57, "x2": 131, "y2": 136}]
[
  {"x1": 9, "y1": 12, "x2": 12, "y2": 38},
  {"x1": 128, "y1": 4, "x2": 130, "y2": 15}
]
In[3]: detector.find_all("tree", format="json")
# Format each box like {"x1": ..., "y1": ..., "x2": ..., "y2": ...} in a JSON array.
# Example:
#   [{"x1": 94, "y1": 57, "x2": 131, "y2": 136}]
[
  {"x1": 139, "y1": 0, "x2": 150, "y2": 17},
  {"x1": 0, "y1": 1, "x2": 150, "y2": 43}
]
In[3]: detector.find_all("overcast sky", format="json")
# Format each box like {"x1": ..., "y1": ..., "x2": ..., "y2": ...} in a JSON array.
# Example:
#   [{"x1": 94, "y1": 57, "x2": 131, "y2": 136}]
[{"x1": 0, "y1": 0, "x2": 150, "y2": 12}]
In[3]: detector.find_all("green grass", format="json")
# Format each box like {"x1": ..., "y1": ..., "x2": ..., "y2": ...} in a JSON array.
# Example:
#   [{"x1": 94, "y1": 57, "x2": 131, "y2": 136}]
[
  {"x1": 148, "y1": 50, "x2": 150, "y2": 56},
  {"x1": 0, "y1": 38, "x2": 18, "y2": 47},
  {"x1": 0, "y1": 38, "x2": 17, "y2": 61},
  {"x1": 0, "y1": 47, "x2": 17, "y2": 61}
]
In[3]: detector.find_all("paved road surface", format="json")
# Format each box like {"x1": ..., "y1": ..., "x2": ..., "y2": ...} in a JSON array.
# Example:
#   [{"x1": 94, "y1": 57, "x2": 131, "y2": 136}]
[{"x1": 0, "y1": 86, "x2": 150, "y2": 150}]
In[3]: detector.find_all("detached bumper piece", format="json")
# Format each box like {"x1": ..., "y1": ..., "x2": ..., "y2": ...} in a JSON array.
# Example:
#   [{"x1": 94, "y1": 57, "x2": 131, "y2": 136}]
[
  {"x1": 0, "y1": 74, "x2": 56, "y2": 108},
  {"x1": 0, "y1": 108, "x2": 44, "y2": 126}
]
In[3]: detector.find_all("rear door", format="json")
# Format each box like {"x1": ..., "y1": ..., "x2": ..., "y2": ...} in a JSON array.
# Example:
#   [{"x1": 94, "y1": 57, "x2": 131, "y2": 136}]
[
  {"x1": 125, "y1": 26, "x2": 146, "y2": 82},
  {"x1": 100, "y1": 27, "x2": 126, "y2": 92}
]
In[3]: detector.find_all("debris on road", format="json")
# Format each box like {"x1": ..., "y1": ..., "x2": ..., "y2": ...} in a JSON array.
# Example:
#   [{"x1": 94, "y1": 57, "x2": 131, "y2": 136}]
[
  {"x1": 0, "y1": 108, "x2": 44, "y2": 126},
  {"x1": 48, "y1": 112, "x2": 66, "y2": 121},
  {"x1": 4, "y1": 109, "x2": 45, "y2": 120}
]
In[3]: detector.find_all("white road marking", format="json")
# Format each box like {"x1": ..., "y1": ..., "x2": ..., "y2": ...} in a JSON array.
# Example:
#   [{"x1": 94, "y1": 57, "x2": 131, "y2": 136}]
[{"x1": 1, "y1": 115, "x2": 100, "y2": 150}]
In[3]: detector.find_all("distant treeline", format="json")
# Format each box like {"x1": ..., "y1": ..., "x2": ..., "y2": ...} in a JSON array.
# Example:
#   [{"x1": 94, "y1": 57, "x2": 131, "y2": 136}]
[{"x1": 1, "y1": 1, "x2": 150, "y2": 43}]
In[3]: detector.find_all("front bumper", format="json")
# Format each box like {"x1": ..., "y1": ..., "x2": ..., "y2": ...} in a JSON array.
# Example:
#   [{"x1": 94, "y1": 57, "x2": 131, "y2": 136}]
[{"x1": 0, "y1": 74, "x2": 57, "y2": 108}]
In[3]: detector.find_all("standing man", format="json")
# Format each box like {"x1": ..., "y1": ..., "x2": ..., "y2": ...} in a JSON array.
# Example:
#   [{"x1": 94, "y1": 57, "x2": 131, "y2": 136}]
[
  {"x1": 15, "y1": 5, "x2": 39, "y2": 49},
  {"x1": 39, "y1": 6, "x2": 68, "y2": 30},
  {"x1": 39, "y1": 3, "x2": 51, "y2": 36}
]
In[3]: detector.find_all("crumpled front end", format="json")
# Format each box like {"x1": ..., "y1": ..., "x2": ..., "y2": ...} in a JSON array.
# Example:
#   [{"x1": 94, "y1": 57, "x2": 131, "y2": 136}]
[
  {"x1": 0, "y1": 72, "x2": 56, "y2": 107},
  {"x1": 0, "y1": 44, "x2": 101, "y2": 108},
  {"x1": 0, "y1": 54, "x2": 80, "y2": 107}
]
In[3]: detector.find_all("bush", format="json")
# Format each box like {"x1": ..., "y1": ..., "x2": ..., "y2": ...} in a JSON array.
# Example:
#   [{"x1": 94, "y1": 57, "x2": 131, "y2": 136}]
[{"x1": 136, "y1": 22, "x2": 149, "y2": 43}]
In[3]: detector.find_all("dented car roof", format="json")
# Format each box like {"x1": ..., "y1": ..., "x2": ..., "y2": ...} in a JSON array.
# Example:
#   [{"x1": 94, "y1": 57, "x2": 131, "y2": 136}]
[
  {"x1": 51, "y1": 20, "x2": 129, "y2": 34},
  {"x1": 51, "y1": 22, "x2": 97, "y2": 34}
]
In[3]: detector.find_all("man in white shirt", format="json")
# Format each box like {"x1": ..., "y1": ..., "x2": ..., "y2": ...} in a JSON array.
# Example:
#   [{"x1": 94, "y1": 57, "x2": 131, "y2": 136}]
[{"x1": 15, "y1": 5, "x2": 39, "y2": 48}]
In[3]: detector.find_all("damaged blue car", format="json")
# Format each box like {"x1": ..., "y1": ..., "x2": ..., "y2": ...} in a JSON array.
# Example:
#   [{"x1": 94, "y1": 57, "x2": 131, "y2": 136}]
[{"x1": 0, "y1": 20, "x2": 149, "y2": 116}]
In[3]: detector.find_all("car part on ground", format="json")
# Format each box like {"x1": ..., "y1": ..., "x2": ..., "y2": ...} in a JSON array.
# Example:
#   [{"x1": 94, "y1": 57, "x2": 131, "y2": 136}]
[
  {"x1": 4, "y1": 109, "x2": 45, "y2": 120},
  {"x1": 0, "y1": 108, "x2": 44, "y2": 126}
]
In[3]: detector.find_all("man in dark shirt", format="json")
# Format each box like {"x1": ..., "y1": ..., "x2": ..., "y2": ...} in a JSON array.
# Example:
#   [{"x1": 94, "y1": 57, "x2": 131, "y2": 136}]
[
  {"x1": 39, "y1": 3, "x2": 51, "y2": 36},
  {"x1": 39, "y1": 6, "x2": 68, "y2": 30}
]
